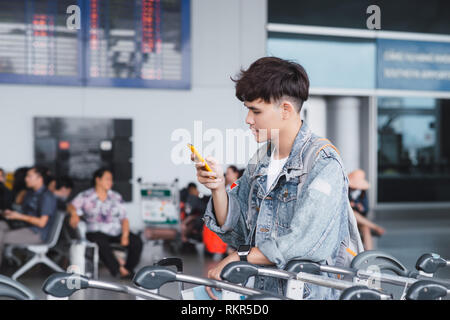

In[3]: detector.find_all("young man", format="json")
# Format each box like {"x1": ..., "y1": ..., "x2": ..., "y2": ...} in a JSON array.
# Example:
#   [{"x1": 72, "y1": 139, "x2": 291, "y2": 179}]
[{"x1": 193, "y1": 57, "x2": 363, "y2": 299}]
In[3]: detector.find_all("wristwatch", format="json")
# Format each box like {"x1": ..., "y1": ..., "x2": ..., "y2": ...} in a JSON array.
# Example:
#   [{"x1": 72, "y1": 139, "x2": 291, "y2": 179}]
[{"x1": 237, "y1": 245, "x2": 251, "y2": 262}]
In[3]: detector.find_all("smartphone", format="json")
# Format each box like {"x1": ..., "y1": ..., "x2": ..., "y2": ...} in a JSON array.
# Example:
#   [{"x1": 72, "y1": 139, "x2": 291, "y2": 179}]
[{"x1": 187, "y1": 144, "x2": 216, "y2": 179}]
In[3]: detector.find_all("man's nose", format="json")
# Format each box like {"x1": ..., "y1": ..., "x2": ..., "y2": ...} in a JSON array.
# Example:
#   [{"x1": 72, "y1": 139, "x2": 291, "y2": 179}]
[{"x1": 245, "y1": 111, "x2": 254, "y2": 125}]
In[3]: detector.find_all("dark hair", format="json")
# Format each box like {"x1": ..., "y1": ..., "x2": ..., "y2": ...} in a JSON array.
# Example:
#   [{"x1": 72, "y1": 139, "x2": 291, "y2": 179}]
[
  {"x1": 13, "y1": 167, "x2": 29, "y2": 194},
  {"x1": 92, "y1": 167, "x2": 113, "y2": 187},
  {"x1": 232, "y1": 57, "x2": 309, "y2": 112},
  {"x1": 30, "y1": 165, "x2": 51, "y2": 186},
  {"x1": 187, "y1": 182, "x2": 197, "y2": 190},
  {"x1": 0, "y1": 168, "x2": 4, "y2": 174},
  {"x1": 227, "y1": 165, "x2": 239, "y2": 174},
  {"x1": 55, "y1": 176, "x2": 74, "y2": 190}
]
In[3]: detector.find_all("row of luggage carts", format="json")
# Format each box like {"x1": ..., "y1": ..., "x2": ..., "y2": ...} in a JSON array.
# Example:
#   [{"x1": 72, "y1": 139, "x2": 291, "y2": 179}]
[{"x1": 0, "y1": 250, "x2": 449, "y2": 300}]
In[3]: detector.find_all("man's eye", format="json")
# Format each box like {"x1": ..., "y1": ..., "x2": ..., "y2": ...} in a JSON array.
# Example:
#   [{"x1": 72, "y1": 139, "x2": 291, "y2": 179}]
[{"x1": 253, "y1": 111, "x2": 260, "y2": 114}]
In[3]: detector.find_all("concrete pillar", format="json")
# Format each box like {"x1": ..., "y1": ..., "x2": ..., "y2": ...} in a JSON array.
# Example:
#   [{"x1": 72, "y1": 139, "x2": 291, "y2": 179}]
[
  {"x1": 326, "y1": 97, "x2": 361, "y2": 173},
  {"x1": 302, "y1": 96, "x2": 327, "y2": 138}
]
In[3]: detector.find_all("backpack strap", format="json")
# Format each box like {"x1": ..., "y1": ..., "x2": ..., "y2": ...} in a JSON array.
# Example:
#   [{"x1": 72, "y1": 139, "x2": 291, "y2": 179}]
[{"x1": 297, "y1": 137, "x2": 341, "y2": 198}]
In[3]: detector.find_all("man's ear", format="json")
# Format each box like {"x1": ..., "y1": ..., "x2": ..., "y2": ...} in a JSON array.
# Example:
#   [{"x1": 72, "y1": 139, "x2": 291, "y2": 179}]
[{"x1": 281, "y1": 102, "x2": 295, "y2": 120}]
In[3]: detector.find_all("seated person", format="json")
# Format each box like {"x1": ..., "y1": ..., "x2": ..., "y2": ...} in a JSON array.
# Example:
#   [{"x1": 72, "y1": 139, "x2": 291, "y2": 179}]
[
  {"x1": 224, "y1": 165, "x2": 240, "y2": 189},
  {"x1": 11, "y1": 167, "x2": 30, "y2": 209},
  {"x1": 348, "y1": 169, "x2": 385, "y2": 250},
  {"x1": 0, "y1": 166, "x2": 57, "y2": 267},
  {"x1": 49, "y1": 176, "x2": 74, "y2": 211},
  {"x1": 68, "y1": 168, "x2": 143, "y2": 279},
  {"x1": 180, "y1": 183, "x2": 207, "y2": 243},
  {"x1": 49, "y1": 175, "x2": 78, "y2": 261},
  {"x1": 0, "y1": 168, "x2": 14, "y2": 212}
]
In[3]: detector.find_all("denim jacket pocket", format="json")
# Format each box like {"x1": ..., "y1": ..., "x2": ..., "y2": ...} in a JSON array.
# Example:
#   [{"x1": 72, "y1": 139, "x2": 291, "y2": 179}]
[{"x1": 275, "y1": 185, "x2": 297, "y2": 229}]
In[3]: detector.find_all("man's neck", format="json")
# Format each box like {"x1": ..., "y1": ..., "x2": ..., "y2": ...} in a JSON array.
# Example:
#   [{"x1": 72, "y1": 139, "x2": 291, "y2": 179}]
[
  {"x1": 272, "y1": 119, "x2": 302, "y2": 160},
  {"x1": 95, "y1": 187, "x2": 108, "y2": 197},
  {"x1": 33, "y1": 183, "x2": 44, "y2": 192}
]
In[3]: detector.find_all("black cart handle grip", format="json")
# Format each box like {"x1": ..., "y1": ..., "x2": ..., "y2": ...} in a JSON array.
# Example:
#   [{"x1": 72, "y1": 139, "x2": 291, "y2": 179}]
[
  {"x1": 42, "y1": 273, "x2": 89, "y2": 298},
  {"x1": 415, "y1": 253, "x2": 448, "y2": 274},
  {"x1": 133, "y1": 266, "x2": 178, "y2": 290},
  {"x1": 220, "y1": 261, "x2": 259, "y2": 284},
  {"x1": 284, "y1": 260, "x2": 322, "y2": 275},
  {"x1": 155, "y1": 257, "x2": 183, "y2": 272},
  {"x1": 339, "y1": 286, "x2": 387, "y2": 300},
  {"x1": 351, "y1": 250, "x2": 411, "y2": 277},
  {"x1": 406, "y1": 280, "x2": 448, "y2": 300}
]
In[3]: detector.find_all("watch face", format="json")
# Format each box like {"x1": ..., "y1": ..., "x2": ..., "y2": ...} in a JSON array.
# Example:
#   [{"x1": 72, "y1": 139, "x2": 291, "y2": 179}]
[{"x1": 238, "y1": 245, "x2": 251, "y2": 253}]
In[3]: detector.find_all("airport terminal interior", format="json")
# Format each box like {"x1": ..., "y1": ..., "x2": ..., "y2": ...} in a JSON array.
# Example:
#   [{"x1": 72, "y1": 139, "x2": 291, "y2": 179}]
[{"x1": 0, "y1": 0, "x2": 449, "y2": 301}]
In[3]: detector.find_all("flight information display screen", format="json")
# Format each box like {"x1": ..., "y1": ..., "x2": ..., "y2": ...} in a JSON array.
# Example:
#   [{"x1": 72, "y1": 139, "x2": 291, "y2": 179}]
[
  {"x1": 0, "y1": 0, "x2": 190, "y2": 89},
  {"x1": 0, "y1": 0, "x2": 81, "y2": 84}
]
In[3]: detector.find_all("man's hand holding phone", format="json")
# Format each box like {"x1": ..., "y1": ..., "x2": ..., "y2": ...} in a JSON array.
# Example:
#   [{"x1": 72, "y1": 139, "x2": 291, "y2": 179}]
[{"x1": 189, "y1": 146, "x2": 224, "y2": 191}]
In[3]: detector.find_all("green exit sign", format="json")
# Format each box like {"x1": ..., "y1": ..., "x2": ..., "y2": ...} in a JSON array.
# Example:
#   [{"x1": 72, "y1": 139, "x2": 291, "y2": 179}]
[{"x1": 141, "y1": 189, "x2": 172, "y2": 197}]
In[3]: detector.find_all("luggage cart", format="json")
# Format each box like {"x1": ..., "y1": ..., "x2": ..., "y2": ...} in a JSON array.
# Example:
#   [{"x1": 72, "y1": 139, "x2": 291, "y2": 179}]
[
  {"x1": 42, "y1": 257, "x2": 183, "y2": 300},
  {"x1": 133, "y1": 265, "x2": 289, "y2": 300},
  {"x1": 138, "y1": 178, "x2": 182, "y2": 260},
  {"x1": 221, "y1": 261, "x2": 368, "y2": 300},
  {"x1": 42, "y1": 272, "x2": 172, "y2": 300},
  {"x1": 220, "y1": 250, "x2": 450, "y2": 300}
]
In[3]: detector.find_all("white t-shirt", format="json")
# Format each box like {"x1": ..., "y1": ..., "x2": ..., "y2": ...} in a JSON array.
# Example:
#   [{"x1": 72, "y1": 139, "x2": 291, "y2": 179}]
[{"x1": 266, "y1": 150, "x2": 288, "y2": 192}]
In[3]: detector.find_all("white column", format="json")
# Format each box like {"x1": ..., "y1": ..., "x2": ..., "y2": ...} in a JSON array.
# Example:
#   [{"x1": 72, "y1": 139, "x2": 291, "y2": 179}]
[
  {"x1": 327, "y1": 97, "x2": 361, "y2": 173},
  {"x1": 302, "y1": 96, "x2": 327, "y2": 138}
]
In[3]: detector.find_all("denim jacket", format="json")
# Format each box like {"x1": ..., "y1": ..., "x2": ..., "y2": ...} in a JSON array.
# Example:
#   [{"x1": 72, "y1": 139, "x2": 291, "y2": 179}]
[{"x1": 203, "y1": 122, "x2": 359, "y2": 299}]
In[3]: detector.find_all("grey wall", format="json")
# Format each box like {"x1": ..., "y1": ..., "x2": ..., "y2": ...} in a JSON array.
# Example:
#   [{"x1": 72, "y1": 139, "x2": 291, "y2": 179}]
[{"x1": 0, "y1": 0, "x2": 268, "y2": 231}]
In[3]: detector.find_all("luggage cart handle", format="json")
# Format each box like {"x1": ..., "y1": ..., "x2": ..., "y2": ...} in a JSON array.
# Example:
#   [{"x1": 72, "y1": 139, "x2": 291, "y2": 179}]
[
  {"x1": 220, "y1": 262, "x2": 260, "y2": 284},
  {"x1": 134, "y1": 266, "x2": 289, "y2": 299},
  {"x1": 340, "y1": 286, "x2": 392, "y2": 300},
  {"x1": 42, "y1": 273, "x2": 90, "y2": 298},
  {"x1": 415, "y1": 253, "x2": 449, "y2": 275},
  {"x1": 285, "y1": 259, "x2": 355, "y2": 277},
  {"x1": 0, "y1": 275, "x2": 36, "y2": 300},
  {"x1": 285, "y1": 260, "x2": 322, "y2": 275},
  {"x1": 221, "y1": 262, "x2": 357, "y2": 291},
  {"x1": 155, "y1": 257, "x2": 183, "y2": 272},
  {"x1": 350, "y1": 250, "x2": 413, "y2": 277},
  {"x1": 43, "y1": 273, "x2": 171, "y2": 300},
  {"x1": 286, "y1": 258, "x2": 449, "y2": 289},
  {"x1": 154, "y1": 257, "x2": 184, "y2": 298},
  {"x1": 406, "y1": 280, "x2": 450, "y2": 300}
]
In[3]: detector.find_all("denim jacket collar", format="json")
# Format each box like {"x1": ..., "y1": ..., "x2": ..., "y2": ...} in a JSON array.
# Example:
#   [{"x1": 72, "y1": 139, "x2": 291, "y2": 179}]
[{"x1": 250, "y1": 121, "x2": 312, "y2": 181}]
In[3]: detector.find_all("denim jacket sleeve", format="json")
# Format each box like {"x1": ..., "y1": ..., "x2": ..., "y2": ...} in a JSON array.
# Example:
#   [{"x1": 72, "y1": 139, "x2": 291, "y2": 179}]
[
  {"x1": 258, "y1": 151, "x2": 347, "y2": 269},
  {"x1": 203, "y1": 168, "x2": 250, "y2": 250}
]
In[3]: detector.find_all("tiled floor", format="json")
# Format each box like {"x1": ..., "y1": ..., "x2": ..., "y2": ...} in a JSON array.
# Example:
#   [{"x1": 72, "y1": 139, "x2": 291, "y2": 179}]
[
  {"x1": 1, "y1": 209, "x2": 449, "y2": 300},
  {"x1": 371, "y1": 209, "x2": 450, "y2": 299}
]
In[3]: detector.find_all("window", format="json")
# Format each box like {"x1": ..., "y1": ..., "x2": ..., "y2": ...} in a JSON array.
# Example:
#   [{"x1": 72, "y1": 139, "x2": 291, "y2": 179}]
[
  {"x1": 377, "y1": 96, "x2": 450, "y2": 202},
  {"x1": 267, "y1": 34, "x2": 376, "y2": 89}
]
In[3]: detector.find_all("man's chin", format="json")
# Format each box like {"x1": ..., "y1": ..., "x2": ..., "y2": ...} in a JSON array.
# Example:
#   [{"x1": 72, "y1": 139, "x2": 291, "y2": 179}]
[{"x1": 254, "y1": 135, "x2": 269, "y2": 143}]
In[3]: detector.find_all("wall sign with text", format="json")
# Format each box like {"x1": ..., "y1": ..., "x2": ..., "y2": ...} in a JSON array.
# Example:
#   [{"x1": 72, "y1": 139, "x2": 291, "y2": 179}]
[{"x1": 377, "y1": 39, "x2": 450, "y2": 92}]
